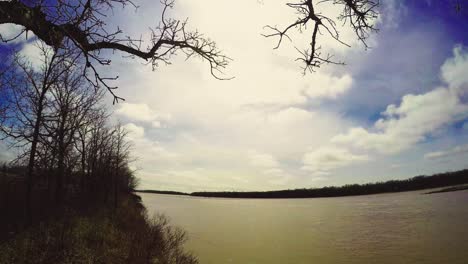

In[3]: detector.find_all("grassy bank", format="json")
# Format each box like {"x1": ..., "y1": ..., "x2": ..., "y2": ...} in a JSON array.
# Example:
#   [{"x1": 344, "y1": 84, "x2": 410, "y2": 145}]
[{"x1": 0, "y1": 193, "x2": 198, "y2": 264}]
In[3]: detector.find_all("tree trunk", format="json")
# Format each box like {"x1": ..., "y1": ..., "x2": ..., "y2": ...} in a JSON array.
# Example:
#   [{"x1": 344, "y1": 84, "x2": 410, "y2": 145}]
[{"x1": 25, "y1": 92, "x2": 46, "y2": 225}]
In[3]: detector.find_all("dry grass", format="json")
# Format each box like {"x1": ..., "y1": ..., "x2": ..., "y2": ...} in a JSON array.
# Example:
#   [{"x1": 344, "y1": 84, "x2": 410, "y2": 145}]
[{"x1": 0, "y1": 194, "x2": 198, "y2": 264}]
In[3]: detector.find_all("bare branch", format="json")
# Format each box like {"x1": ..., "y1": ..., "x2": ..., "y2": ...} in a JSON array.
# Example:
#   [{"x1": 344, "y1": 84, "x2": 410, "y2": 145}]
[
  {"x1": 264, "y1": 0, "x2": 378, "y2": 72},
  {"x1": 0, "y1": 0, "x2": 231, "y2": 101}
]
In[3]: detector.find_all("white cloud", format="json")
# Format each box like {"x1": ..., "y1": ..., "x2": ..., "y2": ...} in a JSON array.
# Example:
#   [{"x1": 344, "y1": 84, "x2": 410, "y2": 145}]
[
  {"x1": 441, "y1": 45, "x2": 468, "y2": 90},
  {"x1": 123, "y1": 123, "x2": 179, "y2": 169},
  {"x1": 248, "y1": 151, "x2": 279, "y2": 169},
  {"x1": 0, "y1": 23, "x2": 27, "y2": 44},
  {"x1": 0, "y1": 140, "x2": 15, "y2": 163},
  {"x1": 117, "y1": 103, "x2": 155, "y2": 122},
  {"x1": 116, "y1": 102, "x2": 171, "y2": 128},
  {"x1": 17, "y1": 39, "x2": 54, "y2": 70},
  {"x1": 124, "y1": 123, "x2": 145, "y2": 139},
  {"x1": 424, "y1": 144, "x2": 468, "y2": 160},
  {"x1": 332, "y1": 46, "x2": 468, "y2": 154},
  {"x1": 303, "y1": 74, "x2": 353, "y2": 99},
  {"x1": 302, "y1": 146, "x2": 369, "y2": 175},
  {"x1": 95, "y1": 1, "x2": 466, "y2": 191},
  {"x1": 101, "y1": 0, "x2": 374, "y2": 191},
  {"x1": 2, "y1": 0, "x2": 466, "y2": 192}
]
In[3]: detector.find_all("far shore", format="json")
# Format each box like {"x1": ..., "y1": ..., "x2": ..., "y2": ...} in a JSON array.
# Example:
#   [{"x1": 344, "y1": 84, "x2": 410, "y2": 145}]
[
  {"x1": 425, "y1": 184, "x2": 468, "y2": 194},
  {"x1": 136, "y1": 169, "x2": 468, "y2": 199}
]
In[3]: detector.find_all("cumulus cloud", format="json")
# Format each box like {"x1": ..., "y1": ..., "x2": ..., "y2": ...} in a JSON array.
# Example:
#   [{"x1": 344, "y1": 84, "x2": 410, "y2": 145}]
[
  {"x1": 89, "y1": 1, "x2": 466, "y2": 191},
  {"x1": 98, "y1": 0, "x2": 379, "y2": 190},
  {"x1": 2, "y1": 0, "x2": 467, "y2": 192},
  {"x1": 332, "y1": 46, "x2": 468, "y2": 154},
  {"x1": 441, "y1": 45, "x2": 468, "y2": 90},
  {"x1": 424, "y1": 144, "x2": 468, "y2": 160},
  {"x1": 302, "y1": 147, "x2": 369, "y2": 175}
]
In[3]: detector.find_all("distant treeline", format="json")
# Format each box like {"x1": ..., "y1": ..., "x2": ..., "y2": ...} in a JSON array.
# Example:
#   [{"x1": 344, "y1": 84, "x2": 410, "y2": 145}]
[
  {"x1": 137, "y1": 190, "x2": 188, "y2": 195},
  {"x1": 139, "y1": 169, "x2": 468, "y2": 198}
]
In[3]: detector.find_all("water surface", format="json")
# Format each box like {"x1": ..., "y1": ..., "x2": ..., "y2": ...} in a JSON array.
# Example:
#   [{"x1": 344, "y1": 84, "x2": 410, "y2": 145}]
[{"x1": 141, "y1": 190, "x2": 468, "y2": 264}]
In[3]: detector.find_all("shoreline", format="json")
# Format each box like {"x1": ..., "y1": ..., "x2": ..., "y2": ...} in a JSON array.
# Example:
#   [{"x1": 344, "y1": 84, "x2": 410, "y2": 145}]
[
  {"x1": 136, "y1": 169, "x2": 468, "y2": 199},
  {"x1": 425, "y1": 185, "x2": 468, "y2": 194}
]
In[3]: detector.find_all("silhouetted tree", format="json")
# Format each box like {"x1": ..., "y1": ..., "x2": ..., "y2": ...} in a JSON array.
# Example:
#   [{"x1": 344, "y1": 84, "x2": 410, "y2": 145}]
[
  {"x1": 45, "y1": 64, "x2": 103, "y2": 204},
  {"x1": 0, "y1": 44, "x2": 75, "y2": 223},
  {"x1": 0, "y1": 0, "x2": 230, "y2": 102},
  {"x1": 1, "y1": 0, "x2": 464, "y2": 95},
  {"x1": 263, "y1": 0, "x2": 378, "y2": 73}
]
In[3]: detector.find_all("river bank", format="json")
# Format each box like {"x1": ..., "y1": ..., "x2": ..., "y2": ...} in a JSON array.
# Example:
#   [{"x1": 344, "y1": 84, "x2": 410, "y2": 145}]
[{"x1": 0, "y1": 192, "x2": 198, "y2": 264}]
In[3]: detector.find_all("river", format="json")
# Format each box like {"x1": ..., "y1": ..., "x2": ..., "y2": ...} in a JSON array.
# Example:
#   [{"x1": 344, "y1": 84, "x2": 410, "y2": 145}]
[{"x1": 141, "y1": 189, "x2": 468, "y2": 264}]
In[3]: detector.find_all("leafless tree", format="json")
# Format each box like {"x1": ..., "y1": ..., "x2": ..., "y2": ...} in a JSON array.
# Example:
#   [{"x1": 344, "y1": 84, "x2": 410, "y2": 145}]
[
  {"x1": 0, "y1": 44, "x2": 76, "y2": 223},
  {"x1": 45, "y1": 65, "x2": 104, "y2": 204},
  {"x1": 0, "y1": 0, "x2": 231, "y2": 102},
  {"x1": 263, "y1": 0, "x2": 378, "y2": 73},
  {"x1": 1, "y1": 0, "x2": 465, "y2": 83}
]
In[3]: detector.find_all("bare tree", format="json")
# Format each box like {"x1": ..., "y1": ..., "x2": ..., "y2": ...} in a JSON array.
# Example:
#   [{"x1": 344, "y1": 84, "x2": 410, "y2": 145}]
[
  {"x1": 109, "y1": 123, "x2": 131, "y2": 209},
  {"x1": 45, "y1": 65, "x2": 104, "y2": 204},
  {"x1": 0, "y1": 0, "x2": 231, "y2": 102},
  {"x1": 1, "y1": 0, "x2": 465, "y2": 82},
  {"x1": 263, "y1": 0, "x2": 378, "y2": 73},
  {"x1": 0, "y1": 44, "x2": 74, "y2": 223}
]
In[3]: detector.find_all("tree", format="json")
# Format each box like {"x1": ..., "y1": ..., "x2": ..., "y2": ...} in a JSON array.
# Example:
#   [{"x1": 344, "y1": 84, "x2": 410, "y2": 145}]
[
  {"x1": 0, "y1": 0, "x2": 230, "y2": 102},
  {"x1": 0, "y1": 0, "x2": 465, "y2": 86},
  {"x1": 0, "y1": 44, "x2": 74, "y2": 223},
  {"x1": 263, "y1": 0, "x2": 378, "y2": 73},
  {"x1": 45, "y1": 64, "x2": 104, "y2": 204},
  {"x1": 1, "y1": 45, "x2": 138, "y2": 225}
]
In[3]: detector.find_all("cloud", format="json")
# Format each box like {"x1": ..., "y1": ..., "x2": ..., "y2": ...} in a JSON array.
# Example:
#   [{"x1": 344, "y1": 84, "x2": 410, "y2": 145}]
[
  {"x1": 424, "y1": 144, "x2": 468, "y2": 160},
  {"x1": 441, "y1": 45, "x2": 468, "y2": 90},
  {"x1": 16, "y1": 39, "x2": 54, "y2": 70},
  {"x1": 332, "y1": 46, "x2": 468, "y2": 154},
  {"x1": 302, "y1": 146, "x2": 369, "y2": 175},
  {"x1": 303, "y1": 74, "x2": 353, "y2": 99},
  {"x1": 0, "y1": 140, "x2": 15, "y2": 163},
  {"x1": 101, "y1": 0, "x2": 385, "y2": 190},
  {"x1": 116, "y1": 103, "x2": 171, "y2": 128},
  {"x1": 0, "y1": 23, "x2": 28, "y2": 44},
  {"x1": 124, "y1": 123, "x2": 145, "y2": 139},
  {"x1": 1, "y1": 0, "x2": 467, "y2": 192},
  {"x1": 123, "y1": 123, "x2": 179, "y2": 169},
  {"x1": 248, "y1": 151, "x2": 279, "y2": 168},
  {"x1": 93, "y1": 1, "x2": 467, "y2": 191}
]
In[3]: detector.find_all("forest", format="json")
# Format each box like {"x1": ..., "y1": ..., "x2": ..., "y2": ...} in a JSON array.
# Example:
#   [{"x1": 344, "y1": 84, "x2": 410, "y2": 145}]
[{"x1": 0, "y1": 41, "x2": 197, "y2": 264}]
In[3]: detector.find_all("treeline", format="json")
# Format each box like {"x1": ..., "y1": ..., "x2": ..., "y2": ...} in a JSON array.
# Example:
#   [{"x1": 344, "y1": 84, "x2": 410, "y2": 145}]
[
  {"x1": 0, "y1": 44, "x2": 136, "y2": 226},
  {"x1": 0, "y1": 44, "x2": 197, "y2": 263},
  {"x1": 137, "y1": 190, "x2": 189, "y2": 195},
  {"x1": 189, "y1": 169, "x2": 468, "y2": 198}
]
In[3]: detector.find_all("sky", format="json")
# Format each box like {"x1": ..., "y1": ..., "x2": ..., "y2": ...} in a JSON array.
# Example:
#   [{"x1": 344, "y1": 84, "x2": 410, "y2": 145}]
[{"x1": 1, "y1": 0, "x2": 468, "y2": 192}]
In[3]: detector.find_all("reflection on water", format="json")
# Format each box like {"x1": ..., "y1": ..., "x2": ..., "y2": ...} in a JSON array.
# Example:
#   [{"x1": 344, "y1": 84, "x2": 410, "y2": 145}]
[{"x1": 141, "y1": 190, "x2": 468, "y2": 264}]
